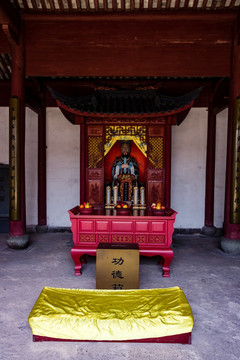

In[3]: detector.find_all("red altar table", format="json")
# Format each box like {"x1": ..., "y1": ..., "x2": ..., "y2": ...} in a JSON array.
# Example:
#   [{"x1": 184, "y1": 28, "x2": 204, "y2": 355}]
[{"x1": 68, "y1": 206, "x2": 177, "y2": 277}]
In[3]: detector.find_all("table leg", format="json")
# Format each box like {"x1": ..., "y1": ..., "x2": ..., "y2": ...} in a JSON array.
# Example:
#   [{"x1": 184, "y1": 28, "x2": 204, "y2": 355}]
[
  {"x1": 161, "y1": 250, "x2": 174, "y2": 277},
  {"x1": 71, "y1": 248, "x2": 83, "y2": 276}
]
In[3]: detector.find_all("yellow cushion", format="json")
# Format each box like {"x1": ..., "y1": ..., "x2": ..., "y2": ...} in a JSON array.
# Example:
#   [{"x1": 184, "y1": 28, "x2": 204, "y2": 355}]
[{"x1": 28, "y1": 286, "x2": 194, "y2": 341}]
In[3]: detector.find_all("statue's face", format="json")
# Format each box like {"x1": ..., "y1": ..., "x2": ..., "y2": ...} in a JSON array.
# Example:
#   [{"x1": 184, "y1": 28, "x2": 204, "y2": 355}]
[{"x1": 121, "y1": 143, "x2": 130, "y2": 156}]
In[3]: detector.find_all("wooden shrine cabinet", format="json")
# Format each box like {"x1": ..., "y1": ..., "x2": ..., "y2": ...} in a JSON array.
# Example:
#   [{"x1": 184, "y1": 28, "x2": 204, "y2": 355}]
[{"x1": 85, "y1": 119, "x2": 169, "y2": 212}]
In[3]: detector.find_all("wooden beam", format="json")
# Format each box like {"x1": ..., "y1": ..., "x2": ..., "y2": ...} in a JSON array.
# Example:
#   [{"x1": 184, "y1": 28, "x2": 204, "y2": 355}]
[
  {"x1": 49, "y1": 0, "x2": 55, "y2": 10},
  {"x1": 0, "y1": 28, "x2": 11, "y2": 52},
  {"x1": 58, "y1": 0, "x2": 65, "y2": 11},
  {"x1": 166, "y1": 0, "x2": 171, "y2": 9},
  {"x1": 67, "y1": 0, "x2": 73, "y2": 10},
  {"x1": 0, "y1": 1, "x2": 20, "y2": 39},
  {"x1": 76, "y1": 0, "x2": 81, "y2": 10},
  {"x1": 175, "y1": 0, "x2": 180, "y2": 9},
  {"x1": 130, "y1": 0, "x2": 135, "y2": 11},
  {"x1": 22, "y1": 0, "x2": 29, "y2": 8},
  {"x1": 157, "y1": 0, "x2": 162, "y2": 9},
  {"x1": 31, "y1": 0, "x2": 39, "y2": 11},
  {"x1": 85, "y1": 0, "x2": 90, "y2": 11},
  {"x1": 40, "y1": 0, "x2": 47, "y2": 10},
  {"x1": 21, "y1": 10, "x2": 238, "y2": 22},
  {"x1": 139, "y1": 0, "x2": 144, "y2": 10},
  {"x1": 2, "y1": 24, "x2": 19, "y2": 47},
  {"x1": 94, "y1": 0, "x2": 99, "y2": 11},
  {"x1": 112, "y1": 0, "x2": 118, "y2": 11},
  {"x1": 24, "y1": 16, "x2": 234, "y2": 77}
]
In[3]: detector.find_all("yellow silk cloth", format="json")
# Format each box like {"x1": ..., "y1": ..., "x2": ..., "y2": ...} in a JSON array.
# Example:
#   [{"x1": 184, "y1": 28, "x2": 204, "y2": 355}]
[{"x1": 28, "y1": 286, "x2": 194, "y2": 341}]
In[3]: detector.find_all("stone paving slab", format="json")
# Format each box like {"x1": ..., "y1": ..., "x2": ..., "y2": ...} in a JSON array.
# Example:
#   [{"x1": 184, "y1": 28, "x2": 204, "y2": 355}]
[{"x1": 0, "y1": 232, "x2": 239, "y2": 360}]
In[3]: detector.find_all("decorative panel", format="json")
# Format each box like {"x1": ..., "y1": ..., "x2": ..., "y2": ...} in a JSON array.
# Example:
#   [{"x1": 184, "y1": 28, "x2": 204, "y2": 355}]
[
  {"x1": 148, "y1": 137, "x2": 164, "y2": 169},
  {"x1": 136, "y1": 235, "x2": 147, "y2": 243},
  {"x1": 88, "y1": 136, "x2": 103, "y2": 168},
  {"x1": 151, "y1": 221, "x2": 165, "y2": 233},
  {"x1": 111, "y1": 234, "x2": 133, "y2": 243},
  {"x1": 96, "y1": 221, "x2": 110, "y2": 232},
  {"x1": 88, "y1": 180, "x2": 103, "y2": 205},
  {"x1": 148, "y1": 235, "x2": 165, "y2": 244},
  {"x1": 79, "y1": 220, "x2": 94, "y2": 232},
  {"x1": 135, "y1": 221, "x2": 149, "y2": 233},
  {"x1": 147, "y1": 181, "x2": 164, "y2": 205},
  {"x1": 105, "y1": 125, "x2": 147, "y2": 157},
  {"x1": 97, "y1": 234, "x2": 109, "y2": 243},
  {"x1": 79, "y1": 234, "x2": 96, "y2": 242},
  {"x1": 112, "y1": 221, "x2": 134, "y2": 232},
  {"x1": 147, "y1": 169, "x2": 164, "y2": 181}
]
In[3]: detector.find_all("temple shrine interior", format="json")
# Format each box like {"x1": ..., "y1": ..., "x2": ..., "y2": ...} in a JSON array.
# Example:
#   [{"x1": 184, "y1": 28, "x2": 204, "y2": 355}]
[
  {"x1": 0, "y1": 1, "x2": 240, "y2": 251},
  {"x1": 0, "y1": 0, "x2": 240, "y2": 354}
]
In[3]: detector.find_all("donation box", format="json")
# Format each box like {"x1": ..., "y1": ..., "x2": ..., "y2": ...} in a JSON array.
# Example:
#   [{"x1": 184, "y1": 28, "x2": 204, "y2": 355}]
[{"x1": 96, "y1": 243, "x2": 139, "y2": 289}]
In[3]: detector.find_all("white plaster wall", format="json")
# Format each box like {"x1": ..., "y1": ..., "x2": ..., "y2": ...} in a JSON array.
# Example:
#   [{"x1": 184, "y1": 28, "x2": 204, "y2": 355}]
[
  {"x1": 0, "y1": 105, "x2": 229, "y2": 229},
  {"x1": 171, "y1": 108, "x2": 208, "y2": 228},
  {"x1": 214, "y1": 109, "x2": 228, "y2": 228},
  {"x1": 46, "y1": 108, "x2": 80, "y2": 227},
  {"x1": 25, "y1": 108, "x2": 38, "y2": 226},
  {"x1": 0, "y1": 107, "x2": 9, "y2": 164}
]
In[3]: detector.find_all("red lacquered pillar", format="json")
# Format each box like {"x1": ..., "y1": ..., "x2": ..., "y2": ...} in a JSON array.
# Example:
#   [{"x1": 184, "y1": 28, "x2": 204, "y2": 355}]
[
  {"x1": 7, "y1": 28, "x2": 29, "y2": 248},
  {"x1": 36, "y1": 93, "x2": 47, "y2": 233},
  {"x1": 221, "y1": 16, "x2": 240, "y2": 254},
  {"x1": 202, "y1": 95, "x2": 217, "y2": 236}
]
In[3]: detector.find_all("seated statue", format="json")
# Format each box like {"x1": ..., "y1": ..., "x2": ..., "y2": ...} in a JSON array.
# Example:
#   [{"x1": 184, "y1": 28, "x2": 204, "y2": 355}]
[{"x1": 112, "y1": 141, "x2": 139, "y2": 201}]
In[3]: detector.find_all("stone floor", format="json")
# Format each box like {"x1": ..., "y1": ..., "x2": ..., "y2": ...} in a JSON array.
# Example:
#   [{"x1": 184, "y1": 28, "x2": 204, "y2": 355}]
[{"x1": 0, "y1": 232, "x2": 239, "y2": 360}]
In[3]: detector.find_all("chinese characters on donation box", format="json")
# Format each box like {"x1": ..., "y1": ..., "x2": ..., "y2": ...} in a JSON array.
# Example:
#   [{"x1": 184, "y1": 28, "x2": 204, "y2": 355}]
[{"x1": 96, "y1": 244, "x2": 139, "y2": 289}]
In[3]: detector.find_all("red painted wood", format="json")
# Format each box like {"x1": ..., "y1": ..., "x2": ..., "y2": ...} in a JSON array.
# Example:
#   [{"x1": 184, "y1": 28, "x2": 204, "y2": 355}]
[
  {"x1": 68, "y1": 207, "x2": 177, "y2": 277},
  {"x1": 204, "y1": 100, "x2": 216, "y2": 227},
  {"x1": 80, "y1": 122, "x2": 86, "y2": 204},
  {"x1": 38, "y1": 97, "x2": 47, "y2": 226},
  {"x1": 24, "y1": 17, "x2": 233, "y2": 77},
  {"x1": 33, "y1": 332, "x2": 191, "y2": 344},
  {"x1": 224, "y1": 17, "x2": 240, "y2": 239},
  {"x1": 165, "y1": 123, "x2": 171, "y2": 208},
  {"x1": 9, "y1": 30, "x2": 27, "y2": 237}
]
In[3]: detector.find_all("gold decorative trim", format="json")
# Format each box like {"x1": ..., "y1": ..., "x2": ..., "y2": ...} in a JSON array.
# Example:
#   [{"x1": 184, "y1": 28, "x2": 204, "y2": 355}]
[
  {"x1": 230, "y1": 97, "x2": 240, "y2": 223},
  {"x1": 148, "y1": 235, "x2": 165, "y2": 244},
  {"x1": 9, "y1": 97, "x2": 21, "y2": 221},
  {"x1": 79, "y1": 234, "x2": 96, "y2": 242},
  {"x1": 136, "y1": 235, "x2": 147, "y2": 243},
  {"x1": 111, "y1": 235, "x2": 133, "y2": 243},
  {"x1": 98, "y1": 234, "x2": 109, "y2": 242}
]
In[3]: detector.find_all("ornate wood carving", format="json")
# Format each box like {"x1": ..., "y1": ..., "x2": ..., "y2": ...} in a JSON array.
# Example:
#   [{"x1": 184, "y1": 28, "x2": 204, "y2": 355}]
[
  {"x1": 86, "y1": 117, "x2": 166, "y2": 124},
  {"x1": 148, "y1": 235, "x2": 165, "y2": 244},
  {"x1": 79, "y1": 234, "x2": 95, "y2": 242},
  {"x1": 135, "y1": 235, "x2": 147, "y2": 243},
  {"x1": 112, "y1": 234, "x2": 133, "y2": 243},
  {"x1": 97, "y1": 234, "x2": 109, "y2": 242}
]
